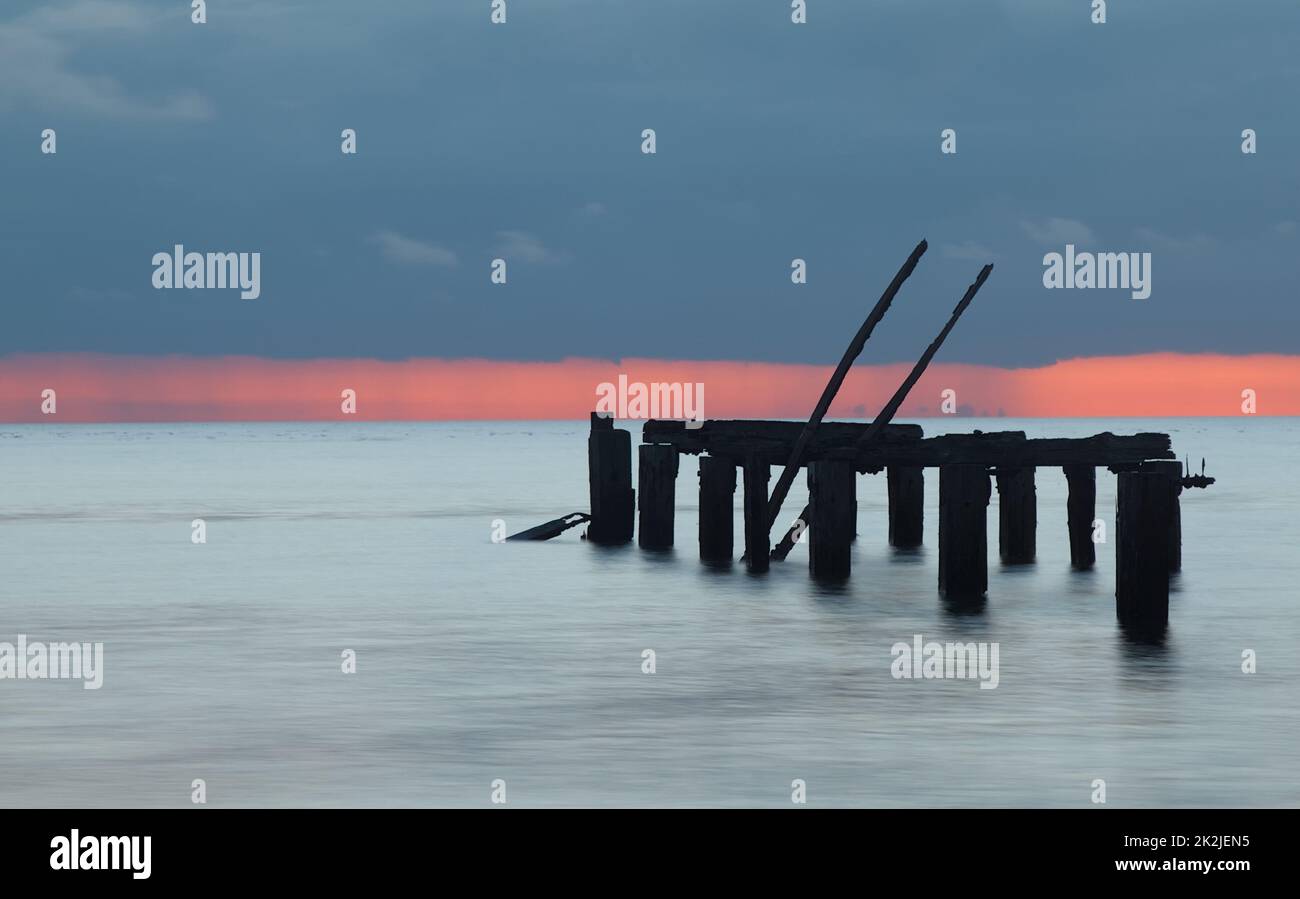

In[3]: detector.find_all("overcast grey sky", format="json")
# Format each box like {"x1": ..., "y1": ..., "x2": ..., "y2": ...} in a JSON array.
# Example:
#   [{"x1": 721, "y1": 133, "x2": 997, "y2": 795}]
[{"x1": 2, "y1": 0, "x2": 1297, "y2": 365}]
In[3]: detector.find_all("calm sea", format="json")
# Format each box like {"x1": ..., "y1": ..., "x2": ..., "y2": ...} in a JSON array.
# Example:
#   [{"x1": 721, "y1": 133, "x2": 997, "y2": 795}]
[{"x1": 0, "y1": 418, "x2": 1295, "y2": 807}]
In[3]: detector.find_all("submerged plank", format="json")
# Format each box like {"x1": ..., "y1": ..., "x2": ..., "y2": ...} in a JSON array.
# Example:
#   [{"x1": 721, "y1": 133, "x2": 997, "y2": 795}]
[{"x1": 506, "y1": 512, "x2": 590, "y2": 541}]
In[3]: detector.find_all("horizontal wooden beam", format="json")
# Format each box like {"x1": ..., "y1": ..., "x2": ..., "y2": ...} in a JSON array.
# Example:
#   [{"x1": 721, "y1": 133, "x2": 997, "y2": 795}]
[
  {"x1": 642, "y1": 420, "x2": 1173, "y2": 469},
  {"x1": 642, "y1": 419, "x2": 923, "y2": 466},
  {"x1": 836, "y1": 431, "x2": 1173, "y2": 469}
]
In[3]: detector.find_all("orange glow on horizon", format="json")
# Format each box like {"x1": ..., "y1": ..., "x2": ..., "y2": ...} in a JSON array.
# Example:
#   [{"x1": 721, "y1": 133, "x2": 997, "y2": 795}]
[{"x1": 0, "y1": 352, "x2": 1294, "y2": 422}]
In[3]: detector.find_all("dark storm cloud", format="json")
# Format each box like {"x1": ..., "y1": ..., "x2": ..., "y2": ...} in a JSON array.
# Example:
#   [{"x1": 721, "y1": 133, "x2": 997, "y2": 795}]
[{"x1": 2, "y1": 0, "x2": 1297, "y2": 365}]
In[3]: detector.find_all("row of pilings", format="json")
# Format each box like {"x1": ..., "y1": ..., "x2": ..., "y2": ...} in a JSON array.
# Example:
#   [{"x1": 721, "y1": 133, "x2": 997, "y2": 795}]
[{"x1": 588, "y1": 414, "x2": 1183, "y2": 637}]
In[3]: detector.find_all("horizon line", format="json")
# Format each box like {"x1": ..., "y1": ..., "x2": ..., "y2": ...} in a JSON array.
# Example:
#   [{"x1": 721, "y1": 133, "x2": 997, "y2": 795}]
[{"x1": 0, "y1": 351, "x2": 1294, "y2": 422}]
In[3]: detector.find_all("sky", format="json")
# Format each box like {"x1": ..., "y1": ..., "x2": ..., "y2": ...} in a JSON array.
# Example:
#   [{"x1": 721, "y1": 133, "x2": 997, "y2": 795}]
[{"x1": 1, "y1": 0, "x2": 1297, "y2": 419}]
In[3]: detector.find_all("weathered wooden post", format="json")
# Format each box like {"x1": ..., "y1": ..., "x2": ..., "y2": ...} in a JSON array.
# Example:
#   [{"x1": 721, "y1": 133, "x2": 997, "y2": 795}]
[
  {"x1": 587, "y1": 412, "x2": 634, "y2": 545},
  {"x1": 995, "y1": 467, "x2": 1036, "y2": 564},
  {"x1": 698, "y1": 455, "x2": 736, "y2": 561},
  {"x1": 850, "y1": 474, "x2": 859, "y2": 543},
  {"x1": 808, "y1": 460, "x2": 854, "y2": 580},
  {"x1": 887, "y1": 466, "x2": 924, "y2": 547},
  {"x1": 1140, "y1": 460, "x2": 1183, "y2": 572},
  {"x1": 638, "y1": 444, "x2": 678, "y2": 549},
  {"x1": 1171, "y1": 483, "x2": 1182, "y2": 573},
  {"x1": 743, "y1": 456, "x2": 770, "y2": 572},
  {"x1": 1116, "y1": 471, "x2": 1174, "y2": 632},
  {"x1": 1063, "y1": 464, "x2": 1096, "y2": 569},
  {"x1": 938, "y1": 464, "x2": 991, "y2": 598}
]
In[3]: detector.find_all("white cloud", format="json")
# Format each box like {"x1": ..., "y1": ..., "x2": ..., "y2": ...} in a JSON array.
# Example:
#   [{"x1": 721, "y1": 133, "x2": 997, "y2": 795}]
[
  {"x1": 1020, "y1": 217, "x2": 1095, "y2": 247},
  {"x1": 994, "y1": 0, "x2": 1078, "y2": 21},
  {"x1": 370, "y1": 230, "x2": 458, "y2": 267},
  {"x1": 495, "y1": 230, "x2": 566, "y2": 264},
  {"x1": 1134, "y1": 227, "x2": 1216, "y2": 253},
  {"x1": 942, "y1": 241, "x2": 995, "y2": 261},
  {"x1": 18, "y1": 1, "x2": 154, "y2": 33},
  {"x1": 211, "y1": 0, "x2": 317, "y2": 21},
  {"x1": 0, "y1": 1, "x2": 214, "y2": 121}
]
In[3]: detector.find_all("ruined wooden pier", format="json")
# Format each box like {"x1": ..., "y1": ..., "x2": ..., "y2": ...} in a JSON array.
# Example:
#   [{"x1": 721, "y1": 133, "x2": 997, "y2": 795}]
[
  {"x1": 516, "y1": 241, "x2": 1213, "y2": 637},
  {"x1": 584, "y1": 414, "x2": 1209, "y2": 634}
]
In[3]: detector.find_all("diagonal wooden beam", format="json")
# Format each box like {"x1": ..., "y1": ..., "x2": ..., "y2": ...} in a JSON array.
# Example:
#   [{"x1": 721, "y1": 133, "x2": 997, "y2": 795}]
[
  {"x1": 771, "y1": 263, "x2": 994, "y2": 561},
  {"x1": 853, "y1": 263, "x2": 993, "y2": 450},
  {"x1": 506, "y1": 512, "x2": 590, "y2": 541},
  {"x1": 763, "y1": 240, "x2": 928, "y2": 533}
]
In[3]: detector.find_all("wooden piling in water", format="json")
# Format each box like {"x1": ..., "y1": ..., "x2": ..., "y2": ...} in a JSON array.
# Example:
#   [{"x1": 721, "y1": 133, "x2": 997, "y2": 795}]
[
  {"x1": 1140, "y1": 460, "x2": 1183, "y2": 572},
  {"x1": 996, "y1": 466, "x2": 1036, "y2": 564},
  {"x1": 850, "y1": 473, "x2": 859, "y2": 543},
  {"x1": 743, "y1": 457, "x2": 771, "y2": 572},
  {"x1": 808, "y1": 460, "x2": 855, "y2": 580},
  {"x1": 698, "y1": 455, "x2": 736, "y2": 561},
  {"x1": 1116, "y1": 471, "x2": 1174, "y2": 632},
  {"x1": 887, "y1": 466, "x2": 924, "y2": 547},
  {"x1": 1170, "y1": 488, "x2": 1182, "y2": 573},
  {"x1": 1063, "y1": 464, "x2": 1096, "y2": 569},
  {"x1": 637, "y1": 444, "x2": 678, "y2": 550},
  {"x1": 938, "y1": 464, "x2": 991, "y2": 598},
  {"x1": 587, "y1": 413, "x2": 634, "y2": 545}
]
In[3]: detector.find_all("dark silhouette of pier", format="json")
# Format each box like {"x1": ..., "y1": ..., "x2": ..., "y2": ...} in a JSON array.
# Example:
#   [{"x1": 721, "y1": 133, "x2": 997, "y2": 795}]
[{"x1": 512, "y1": 240, "x2": 1214, "y2": 638}]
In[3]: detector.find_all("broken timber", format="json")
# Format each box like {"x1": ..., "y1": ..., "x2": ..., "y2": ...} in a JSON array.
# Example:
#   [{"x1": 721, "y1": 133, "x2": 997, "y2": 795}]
[
  {"x1": 587, "y1": 413, "x2": 634, "y2": 544},
  {"x1": 1116, "y1": 471, "x2": 1175, "y2": 636},
  {"x1": 764, "y1": 240, "x2": 929, "y2": 533},
  {"x1": 742, "y1": 456, "x2": 771, "y2": 572},
  {"x1": 995, "y1": 467, "x2": 1036, "y2": 564},
  {"x1": 938, "y1": 464, "x2": 991, "y2": 598},
  {"x1": 771, "y1": 264, "x2": 992, "y2": 563},
  {"x1": 1063, "y1": 463, "x2": 1097, "y2": 568},
  {"x1": 698, "y1": 456, "x2": 737, "y2": 561},
  {"x1": 506, "y1": 512, "x2": 590, "y2": 541},
  {"x1": 852, "y1": 264, "x2": 994, "y2": 456},
  {"x1": 887, "y1": 466, "x2": 924, "y2": 547},
  {"x1": 808, "y1": 460, "x2": 855, "y2": 580}
]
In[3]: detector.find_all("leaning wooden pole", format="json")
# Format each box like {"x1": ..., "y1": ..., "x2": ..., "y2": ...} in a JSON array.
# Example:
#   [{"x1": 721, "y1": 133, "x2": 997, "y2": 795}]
[
  {"x1": 772, "y1": 263, "x2": 994, "y2": 561},
  {"x1": 853, "y1": 264, "x2": 994, "y2": 452},
  {"x1": 763, "y1": 240, "x2": 928, "y2": 533}
]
